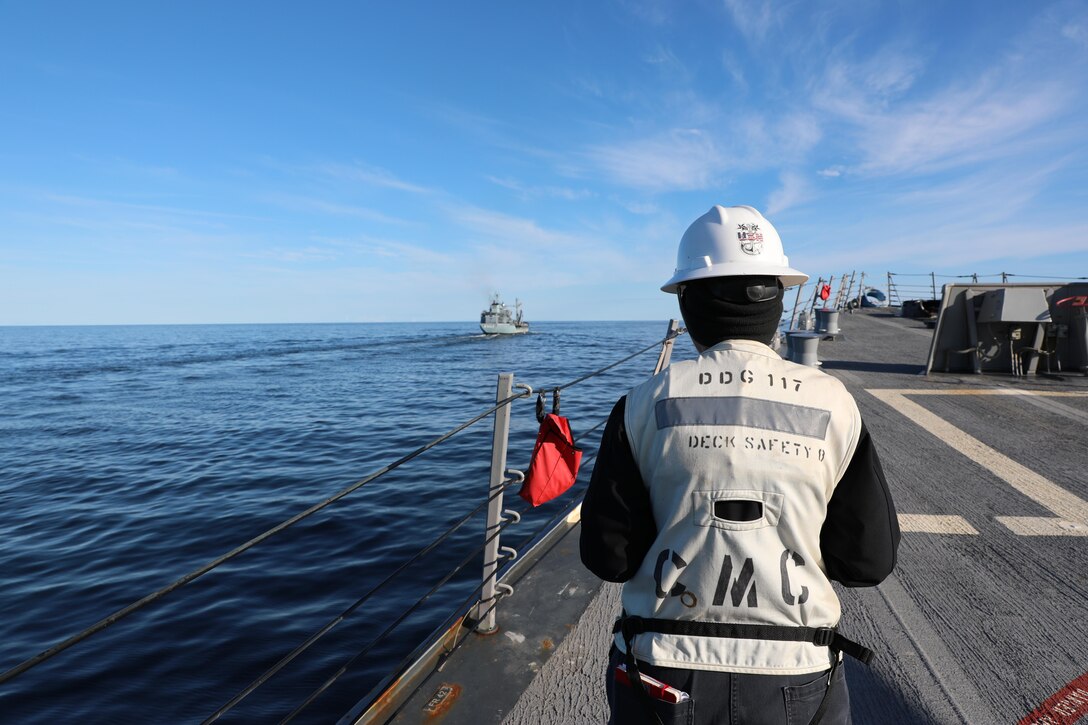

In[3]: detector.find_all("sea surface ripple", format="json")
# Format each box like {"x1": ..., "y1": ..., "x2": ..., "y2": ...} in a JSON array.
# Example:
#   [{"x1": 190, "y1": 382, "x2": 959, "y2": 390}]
[{"x1": 0, "y1": 321, "x2": 693, "y2": 723}]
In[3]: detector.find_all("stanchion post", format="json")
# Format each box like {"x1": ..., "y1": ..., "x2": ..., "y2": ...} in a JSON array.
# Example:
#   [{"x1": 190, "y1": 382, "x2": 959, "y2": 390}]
[
  {"x1": 476, "y1": 372, "x2": 514, "y2": 634},
  {"x1": 654, "y1": 320, "x2": 680, "y2": 374},
  {"x1": 789, "y1": 280, "x2": 807, "y2": 330}
]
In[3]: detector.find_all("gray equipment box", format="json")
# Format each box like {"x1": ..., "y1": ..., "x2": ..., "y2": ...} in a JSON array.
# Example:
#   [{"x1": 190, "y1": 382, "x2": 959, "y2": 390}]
[
  {"x1": 926, "y1": 282, "x2": 1088, "y2": 376},
  {"x1": 976, "y1": 288, "x2": 1051, "y2": 324}
]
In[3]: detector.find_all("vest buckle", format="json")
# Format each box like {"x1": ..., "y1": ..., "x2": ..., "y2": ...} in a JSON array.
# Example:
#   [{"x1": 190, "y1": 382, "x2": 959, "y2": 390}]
[
  {"x1": 813, "y1": 626, "x2": 836, "y2": 647},
  {"x1": 620, "y1": 616, "x2": 645, "y2": 641}
]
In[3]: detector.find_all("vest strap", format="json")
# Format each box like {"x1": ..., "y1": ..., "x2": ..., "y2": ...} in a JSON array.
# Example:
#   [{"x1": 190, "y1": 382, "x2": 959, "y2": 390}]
[{"x1": 613, "y1": 615, "x2": 875, "y2": 665}]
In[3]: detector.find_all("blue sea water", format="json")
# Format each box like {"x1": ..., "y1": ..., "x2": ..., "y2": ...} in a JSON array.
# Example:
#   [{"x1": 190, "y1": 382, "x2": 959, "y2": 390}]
[{"x1": 0, "y1": 321, "x2": 694, "y2": 723}]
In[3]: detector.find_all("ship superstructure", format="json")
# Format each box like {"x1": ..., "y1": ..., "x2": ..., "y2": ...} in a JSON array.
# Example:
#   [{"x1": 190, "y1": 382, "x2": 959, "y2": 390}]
[{"x1": 479, "y1": 294, "x2": 528, "y2": 335}]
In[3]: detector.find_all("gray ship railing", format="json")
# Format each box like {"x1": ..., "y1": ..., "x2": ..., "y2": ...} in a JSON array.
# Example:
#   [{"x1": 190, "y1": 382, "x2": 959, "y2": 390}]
[
  {"x1": 781, "y1": 271, "x2": 1088, "y2": 329},
  {"x1": 0, "y1": 320, "x2": 685, "y2": 724}
]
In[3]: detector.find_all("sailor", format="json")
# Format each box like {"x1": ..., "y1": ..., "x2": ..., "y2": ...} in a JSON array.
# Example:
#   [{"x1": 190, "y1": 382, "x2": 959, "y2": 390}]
[{"x1": 580, "y1": 205, "x2": 900, "y2": 725}]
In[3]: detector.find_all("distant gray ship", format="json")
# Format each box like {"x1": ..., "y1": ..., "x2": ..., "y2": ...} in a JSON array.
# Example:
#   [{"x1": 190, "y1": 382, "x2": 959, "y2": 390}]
[{"x1": 479, "y1": 294, "x2": 528, "y2": 335}]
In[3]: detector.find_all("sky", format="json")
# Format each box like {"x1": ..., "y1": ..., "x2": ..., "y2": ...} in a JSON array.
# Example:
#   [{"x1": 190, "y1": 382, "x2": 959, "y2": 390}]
[{"x1": 2, "y1": 0, "x2": 1087, "y2": 325}]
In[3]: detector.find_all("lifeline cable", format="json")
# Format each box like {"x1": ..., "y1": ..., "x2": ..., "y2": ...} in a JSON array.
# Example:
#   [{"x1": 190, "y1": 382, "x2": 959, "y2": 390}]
[
  {"x1": 278, "y1": 514, "x2": 522, "y2": 723},
  {"x1": 334, "y1": 445, "x2": 603, "y2": 723},
  {"x1": 571, "y1": 416, "x2": 608, "y2": 444},
  {"x1": 536, "y1": 328, "x2": 687, "y2": 395},
  {"x1": 452, "y1": 480, "x2": 593, "y2": 651},
  {"x1": 374, "y1": 584, "x2": 512, "y2": 725},
  {"x1": 5, "y1": 329, "x2": 671, "y2": 695},
  {"x1": 207, "y1": 428, "x2": 574, "y2": 718},
  {"x1": 0, "y1": 389, "x2": 532, "y2": 686},
  {"x1": 343, "y1": 483, "x2": 591, "y2": 725},
  {"x1": 202, "y1": 471, "x2": 522, "y2": 723},
  {"x1": 351, "y1": 577, "x2": 494, "y2": 724},
  {"x1": 207, "y1": 472, "x2": 524, "y2": 722}
]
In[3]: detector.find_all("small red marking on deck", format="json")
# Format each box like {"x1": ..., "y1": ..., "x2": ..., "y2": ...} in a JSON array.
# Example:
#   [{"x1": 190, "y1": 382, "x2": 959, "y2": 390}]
[{"x1": 1018, "y1": 673, "x2": 1088, "y2": 725}]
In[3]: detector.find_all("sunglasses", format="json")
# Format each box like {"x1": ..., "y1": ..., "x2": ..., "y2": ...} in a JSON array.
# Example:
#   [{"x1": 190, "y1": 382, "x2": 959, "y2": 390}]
[{"x1": 679, "y1": 278, "x2": 782, "y2": 304}]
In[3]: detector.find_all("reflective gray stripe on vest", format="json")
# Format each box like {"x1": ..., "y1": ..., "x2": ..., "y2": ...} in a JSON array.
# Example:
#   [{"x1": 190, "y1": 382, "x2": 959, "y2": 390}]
[{"x1": 654, "y1": 397, "x2": 831, "y2": 439}]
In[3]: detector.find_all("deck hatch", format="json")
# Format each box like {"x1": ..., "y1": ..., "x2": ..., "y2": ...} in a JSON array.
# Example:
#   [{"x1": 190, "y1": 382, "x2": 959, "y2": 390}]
[{"x1": 655, "y1": 396, "x2": 830, "y2": 439}]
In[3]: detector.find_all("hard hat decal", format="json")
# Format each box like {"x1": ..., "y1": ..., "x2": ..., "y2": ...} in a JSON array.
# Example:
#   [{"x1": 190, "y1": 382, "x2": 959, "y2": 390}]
[{"x1": 737, "y1": 224, "x2": 764, "y2": 256}]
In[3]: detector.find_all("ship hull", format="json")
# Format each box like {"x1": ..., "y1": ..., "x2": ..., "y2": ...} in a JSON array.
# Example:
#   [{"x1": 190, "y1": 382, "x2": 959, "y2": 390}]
[{"x1": 479, "y1": 322, "x2": 529, "y2": 335}]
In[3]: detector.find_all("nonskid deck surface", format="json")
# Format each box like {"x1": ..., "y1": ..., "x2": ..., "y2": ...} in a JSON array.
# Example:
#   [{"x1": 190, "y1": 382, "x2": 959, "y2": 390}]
[
  {"x1": 823, "y1": 310, "x2": 1088, "y2": 725},
  {"x1": 375, "y1": 310, "x2": 1088, "y2": 725}
]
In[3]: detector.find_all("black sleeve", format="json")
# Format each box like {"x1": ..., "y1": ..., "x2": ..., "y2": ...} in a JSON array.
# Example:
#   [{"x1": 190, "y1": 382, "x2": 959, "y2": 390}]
[
  {"x1": 579, "y1": 396, "x2": 657, "y2": 582},
  {"x1": 820, "y1": 419, "x2": 900, "y2": 587}
]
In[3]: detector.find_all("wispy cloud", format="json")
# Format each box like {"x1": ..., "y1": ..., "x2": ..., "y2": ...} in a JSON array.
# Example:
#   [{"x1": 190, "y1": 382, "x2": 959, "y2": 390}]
[
  {"x1": 356, "y1": 237, "x2": 457, "y2": 266},
  {"x1": 766, "y1": 171, "x2": 814, "y2": 216},
  {"x1": 579, "y1": 109, "x2": 822, "y2": 192},
  {"x1": 258, "y1": 193, "x2": 413, "y2": 225},
  {"x1": 611, "y1": 197, "x2": 661, "y2": 215},
  {"x1": 37, "y1": 192, "x2": 267, "y2": 225},
  {"x1": 889, "y1": 161, "x2": 1067, "y2": 226},
  {"x1": 616, "y1": 0, "x2": 673, "y2": 26},
  {"x1": 1064, "y1": 20, "x2": 1088, "y2": 46},
  {"x1": 444, "y1": 202, "x2": 663, "y2": 285},
  {"x1": 448, "y1": 205, "x2": 590, "y2": 249},
  {"x1": 722, "y1": 0, "x2": 784, "y2": 41},
  {"x1": 312, "y1": 161, "x2": 432, "y2": 194},
  {"x1": 721, "y1": 52, "x2": 748, "y2": 92},
  {"x1": 248, "y1": 246, "x2": 339, "y2": 263},
  {"x1": 583, "y1": 129, "x2": 725, "y2": 191},
  {"x1": 73, "y1": 154, "x2": 181, "y2": 180},
  {"x1": 256, "y1": 157, "x2": 435, "y2": 195},
  {"x1": 851, "y1": 79, "x2": 1067, "y2": 176},
  {"x1": 486, "y1": 176, "x2": 595, "y2": 201},
  {"x1": 643, "y1": 45, "x2": 690, "y2": 83},
  {"x1": 810, "y1": 7, "x2": 1086, "y2": 178},
  {"x1": 803, "y1": 218, "x2": 1088, "y2": 273}
]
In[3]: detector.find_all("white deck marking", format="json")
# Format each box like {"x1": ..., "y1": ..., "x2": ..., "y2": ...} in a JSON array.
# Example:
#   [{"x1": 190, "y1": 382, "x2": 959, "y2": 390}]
[
  {"x1": 868, "y1": 388, "x2": 1088, "y2": 536},
  {"x1": 992, "y1": 382, "x2": 1088, "y2": 425},
  {"x1": 898, "y1": 514, "x2": 979, "y2": 535},
  {"x1": 861, "y1": 314, "x2": 935, "y2": 337},
  {"x1": 994, "y1": 516, "x2": 1088, "y2": 536}
]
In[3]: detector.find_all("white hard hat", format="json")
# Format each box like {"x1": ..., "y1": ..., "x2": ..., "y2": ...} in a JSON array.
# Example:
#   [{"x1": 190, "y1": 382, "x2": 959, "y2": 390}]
[{"x1": 661, "y1": 205, "x2": 809, "y2": 293}]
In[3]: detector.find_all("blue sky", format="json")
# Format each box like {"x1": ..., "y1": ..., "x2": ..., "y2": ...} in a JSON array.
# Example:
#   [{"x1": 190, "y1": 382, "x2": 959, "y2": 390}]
[{"x1": 2, "y1": 0, "x2": 1087, "y2": 325}]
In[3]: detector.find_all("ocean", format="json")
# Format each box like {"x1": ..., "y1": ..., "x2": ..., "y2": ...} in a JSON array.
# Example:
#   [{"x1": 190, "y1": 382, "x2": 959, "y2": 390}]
[{"x1": 0, "y1": 321, "x2": 694, "y2": 723}]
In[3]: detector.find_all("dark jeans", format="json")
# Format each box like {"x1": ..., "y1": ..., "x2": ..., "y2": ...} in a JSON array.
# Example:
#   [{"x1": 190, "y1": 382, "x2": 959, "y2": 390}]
[{"x1": 606, "y1": 646, "x2": 851, "y2": 725}]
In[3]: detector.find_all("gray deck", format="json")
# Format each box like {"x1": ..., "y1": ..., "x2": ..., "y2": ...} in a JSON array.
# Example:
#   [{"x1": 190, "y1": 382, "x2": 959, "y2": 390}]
[{"x1": 375, "y1": 309, "x2": 1088, "y2": 724}]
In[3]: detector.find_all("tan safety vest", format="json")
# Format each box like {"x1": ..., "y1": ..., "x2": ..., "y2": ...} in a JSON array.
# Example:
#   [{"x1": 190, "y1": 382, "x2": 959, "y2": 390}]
[{"x1": 618, "y1": 339, "x2": 862, "y2": 675}]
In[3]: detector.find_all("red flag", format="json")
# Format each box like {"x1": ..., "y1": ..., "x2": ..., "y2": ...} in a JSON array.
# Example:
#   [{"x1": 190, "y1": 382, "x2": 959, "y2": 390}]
[{"x1": 519, "y1": 413, "x2": 583, "y2": 506}]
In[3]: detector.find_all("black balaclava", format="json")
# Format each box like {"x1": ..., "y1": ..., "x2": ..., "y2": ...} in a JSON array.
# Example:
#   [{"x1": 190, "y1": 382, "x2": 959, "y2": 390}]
[{"x1": 678, "y1": 275, "x2": 784, "y2": 347}]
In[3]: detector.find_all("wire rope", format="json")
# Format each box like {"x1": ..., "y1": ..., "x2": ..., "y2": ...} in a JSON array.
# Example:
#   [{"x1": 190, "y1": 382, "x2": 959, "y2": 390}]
[
  {"x1": 277, "y1": 439, "x2": 606, "y2": 721},
  {"x1": 537, "y1": 328, "x2": 686, "y2": 395},
  {"x1": 6, "y1": 325, "x2": 672, "y2": 716},
  {"x1": 277, "y1": 514, "x2": 521, "y2": 723},
  {"x1": 339, "y1": 577, "x2": 494, "y2": 725},
  {"x1": 0, "y1": 390, "x2": 531, "y2": 686},
  {"x1": 209, "y1": 323, "x2": 664, "y2": 715},
  {"x1": 372, "y1": 486, "x2": 596, "y2": 723},
  {"x1": 201, "y1": 470, "x2": 524, "y2": 722}
]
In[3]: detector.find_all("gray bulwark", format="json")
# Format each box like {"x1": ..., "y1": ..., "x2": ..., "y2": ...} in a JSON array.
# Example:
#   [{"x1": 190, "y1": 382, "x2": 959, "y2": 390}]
[{"x1": 357, "y1": 308, "x2": 1088, "y2": 725}]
